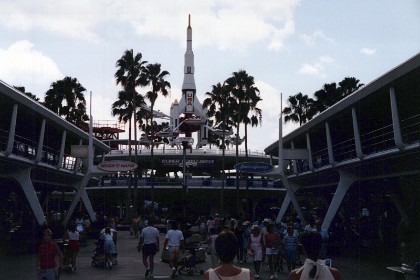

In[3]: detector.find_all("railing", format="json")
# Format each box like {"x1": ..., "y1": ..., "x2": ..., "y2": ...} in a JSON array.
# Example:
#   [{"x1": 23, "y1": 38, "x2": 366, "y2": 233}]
[
  {"x1": 401, "y1": 114, "x2": 420, "y2": 144},
  {"x1": 41, "y1": 145, "x2": 60, "y2": 166},
  {"x1": 98, "y1": 177, "x2": 282, "y2": 189},
  {"x1": 12, "y1": 134, "x2": 37, "y2": 160},
  {"x1": 0, "y1": 129, "x2": 77, "y2": 172},
  {"x1": 360, "y1": 123, "x2": 395, "y2": 155},
  {"x1": 108, "y1": 147, "x2": 268, "y2": 157},
  {"x1": 312, "y1": 147, "x2": 329, "y2": 168},
  {"x1": 332, "y1": 138, "x2": 357, "y2": 162}
]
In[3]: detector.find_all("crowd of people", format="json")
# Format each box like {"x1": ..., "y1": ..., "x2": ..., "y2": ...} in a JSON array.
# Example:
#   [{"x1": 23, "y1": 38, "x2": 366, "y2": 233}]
[{"x1": 35, "y1": 211, "x2": 340, "y2": 280}]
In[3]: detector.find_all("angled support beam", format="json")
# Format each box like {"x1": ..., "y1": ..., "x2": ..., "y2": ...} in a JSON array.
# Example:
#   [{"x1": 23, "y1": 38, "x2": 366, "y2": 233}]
[
  {"x1": 281, "y1": 174, "x2": 306, "y2": 226},
  {"x1": 80, "y1": 189, "x2": 97, "y2": 223},
  {"x1": 64, "y1": 174, "x2": 92, "y2": 226},
  {"x1": 11, "y1": 168, "x2": 47, "y2": 226},
  {"x1": 276, "y1": 183, "x2": 300, "y2": 223},
  {"x1": 322, "y1": 170, "x2": 358, "y2": 231}
]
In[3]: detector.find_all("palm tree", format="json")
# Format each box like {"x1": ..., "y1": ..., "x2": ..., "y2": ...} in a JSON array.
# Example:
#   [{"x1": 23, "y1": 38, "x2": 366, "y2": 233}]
[
  {"x1": 115, "y1": 49, "x2": 148, "y2": 217},
  {"x1": 242, "y1": 90, "x2": 262, "y2": 159},
  {"x1": 282, "y1": 92, "x2": 315, "y2": 126},
  {"x1": 142, "y1": 63, "x2": 171, "y2": 211},
  {"x1": 225, "y1": 70, "x2": 260, "y2": 212},
  {"x1": 312, "y1": 77, "x2": 363, "y2": 114},
  {"x1": 203, "y1": 82, "x2": 234, "y2": 213},
  {"x1": 44, "y1": 76, "x2": 89, "y2": 126}
]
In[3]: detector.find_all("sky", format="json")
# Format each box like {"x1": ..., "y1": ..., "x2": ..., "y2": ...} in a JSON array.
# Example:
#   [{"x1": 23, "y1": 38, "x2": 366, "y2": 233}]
[{"x1": 0, "y1": 0, "x2": 419, "y2": 152}]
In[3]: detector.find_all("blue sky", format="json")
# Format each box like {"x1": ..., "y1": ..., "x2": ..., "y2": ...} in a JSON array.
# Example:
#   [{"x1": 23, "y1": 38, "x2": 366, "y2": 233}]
[{"x1": 0, "y1": 0, "x2": 419, "y2": 152}]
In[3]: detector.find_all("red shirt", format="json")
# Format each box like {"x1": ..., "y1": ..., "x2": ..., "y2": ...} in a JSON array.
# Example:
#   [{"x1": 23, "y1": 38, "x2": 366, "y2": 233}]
[
  {"x1": 38, "y1": 242, "x2": 60, "y2": 269},
  {"x1": 265, "y1": 232, "x2": 280, "y2": 248}
]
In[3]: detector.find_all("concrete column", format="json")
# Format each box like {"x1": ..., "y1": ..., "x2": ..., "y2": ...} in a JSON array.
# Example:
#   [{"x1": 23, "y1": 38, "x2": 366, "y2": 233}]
[
  {"x1": 291, "y1": 141, "x2": 298, "y2": 174},
  {"x1": 74, "y1": 139, "x2": 83, "y2": 173},
  {"x1": 64, "y1": 173, "x2": 92, "y2": 226},
  {"x1": 325, "y1": 122, "x2": 335, "y2": 166},
  {"x1": 5, "y1": 104, "x2": 18, "y2": 156},
  {"x1": 276, "y1": 194, "x2": 291, "y2": 223},
  {"x1": 80, "y1": 189, "x2": 97, "y2": 223},
  {"x1": 389, "y1": 87, "x2": 405, "y2": 150},
  {"x1": 322, "y1": 170, "x2": 358, "y2": 231},
  {"x1": 35, "y1": 119, "x2": 46, "y2": 164},
  {"x1": 351, "y1": 107, "x2": 364, "y2": 159},
  {"x1": 306, "y1": 133, "x2": 314, "y2": 171},
  {"x1": 280, "y1": 174, "x2": 306, "y2": 225},
  {"x1": 11, "y1": 168, "x2": 47, "y2": 226},
  {"x1": 57, "y1": 130, "x2": 67, "y2": 169}
]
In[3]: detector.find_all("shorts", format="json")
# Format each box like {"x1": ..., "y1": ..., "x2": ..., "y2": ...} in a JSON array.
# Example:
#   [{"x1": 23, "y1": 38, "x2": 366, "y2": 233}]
[
  {"x1": 142, "y1": 243, "x2": 157, "y2": 257},
  {"x1": 167, "y1": 245, "x2": 179, "y2": 260},
  {"x1": 284, "y1": 248, "x2": 297, "y2": 261},
  {"x1": 265, "y1": 247, "x2": 280, "y2": 255},
  {"x1": 69, "y1": 240, "x2": 80, "y2": 251},
  {"x1": 37, "y1": 268, "x2": 58, "y2": 280}
]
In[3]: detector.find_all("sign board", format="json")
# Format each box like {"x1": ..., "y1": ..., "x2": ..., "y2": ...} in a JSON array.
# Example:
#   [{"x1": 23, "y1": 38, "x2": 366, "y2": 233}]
[
  {"x1": 98, "y1": 160, "x2": 138, "y2": 172},
  {"x1": 234, "y1": 162, "x2": 273, "y2": 173},
  {"x1": 71, "y1": 145, "x2": 89, "y2": 158}
]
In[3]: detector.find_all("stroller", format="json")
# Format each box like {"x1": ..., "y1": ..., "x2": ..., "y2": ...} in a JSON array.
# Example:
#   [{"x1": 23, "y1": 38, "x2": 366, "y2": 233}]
[
  {"x1": 91, "y1": 238, "x2": 118, "y2": 269},
  {"x1": 177, "y1": 234, "x2": 206, "y2": 276}
]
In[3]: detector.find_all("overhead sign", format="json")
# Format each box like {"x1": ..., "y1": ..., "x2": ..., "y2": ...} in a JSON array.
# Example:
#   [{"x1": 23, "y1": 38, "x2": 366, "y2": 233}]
[
  {"x1": 234, "y1": 162, "x2": 273, "y2": 173},
  {"x1": 98, "y1": 160, "x2": 137, "y2": 172}
]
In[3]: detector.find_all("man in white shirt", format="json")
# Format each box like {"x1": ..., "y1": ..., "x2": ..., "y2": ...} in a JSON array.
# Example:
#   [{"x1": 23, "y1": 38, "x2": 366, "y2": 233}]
[
  {"x1": 140, "y1": 220, "x2": 160, "y2": 278},
  {"x1": 163, "y1": 221, "x2": 185, "y2": 279}
]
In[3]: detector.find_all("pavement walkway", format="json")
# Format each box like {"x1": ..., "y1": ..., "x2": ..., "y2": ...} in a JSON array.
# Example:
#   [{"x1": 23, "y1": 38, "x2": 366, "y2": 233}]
[{"x1": 0, "y1": 230, "x2": 397, "y2": 280}]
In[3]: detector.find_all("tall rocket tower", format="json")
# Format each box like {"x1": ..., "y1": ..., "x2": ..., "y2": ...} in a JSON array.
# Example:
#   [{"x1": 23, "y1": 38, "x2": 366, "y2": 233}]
[
  {"x1": 170, "y1": 14, "x2": 208, "y2": 146},
  {"x1": 182, "y1": 14, "x2": 196, "y2": 111}
]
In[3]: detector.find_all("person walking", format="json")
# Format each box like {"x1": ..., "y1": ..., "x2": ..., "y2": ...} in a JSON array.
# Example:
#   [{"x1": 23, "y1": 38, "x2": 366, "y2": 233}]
[
  {"x1": 203, "y1": 230, "x2": 254, "y2": 280},
  {"x1": 289, "y1": 231, "x2": 341, "y2": 280},
  {"x1": 64, "y1": 224, "x2": 80, "y2": 272},
  {"x1": 36, "y1": 228, "x2": 64, "y2": 280},
  {"x1": 139, "y1": 219, "x2": 160, "y2": 278},
  {"x1": 163, "y1": 220, "x2": 185, "y2": 278},
  {"x1": 265, "y1": 223, "x2": 282, "y2": 279},
  {"x1": 206, "y1": 227, "x2": 220, "y2": 268},
  {"x1": 100, "y1": 226, "x2": 117, "y2": 268},
  {"x1": 132, "y1": 215, "x2": 141, "y2": 238},
  {"x1": 248, "y1": 225, "x2": 263, "y2": 279},
  {"x1": 284, "y1": 226, "x2": 298, "y2": 273}
]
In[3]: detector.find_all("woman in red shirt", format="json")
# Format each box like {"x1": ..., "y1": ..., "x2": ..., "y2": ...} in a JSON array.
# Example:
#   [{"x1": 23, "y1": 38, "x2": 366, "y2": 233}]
[{"x1": 37, "y1": 228, "x2": 64, "y2": 280}]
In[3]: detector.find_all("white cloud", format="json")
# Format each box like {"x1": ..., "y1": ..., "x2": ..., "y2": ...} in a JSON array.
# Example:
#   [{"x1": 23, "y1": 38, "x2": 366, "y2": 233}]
[
  {"x1": 360, "y1": 48, "x2": 376, "y2": 55},
  {"x1": 0, "y1": 40, "x2": 63, "y2": 94},
  {"x1": 0, "y1": 1, "x2": 103, "y2": 42},
  {"x1": 300, "y1": 30, "x2": 334, "y2": 45},
  {"x1": 299, "y1": 55, "x2": 334, "y2": 77},
  {"x1": 0, "y1": 0, "x2": 300, "y2": 52}
]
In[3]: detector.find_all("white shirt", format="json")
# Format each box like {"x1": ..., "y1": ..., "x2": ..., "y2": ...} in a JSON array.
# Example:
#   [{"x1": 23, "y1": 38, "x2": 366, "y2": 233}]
[
  {"x1": 165, "y1": 229, "x2": 184, "y2": 247},
  {"x1": 100, "y1": 228, "x2": 116, "y2": 240},
  {"x1": 141, "y1": 226, "x2": 159, "y2": 245}
]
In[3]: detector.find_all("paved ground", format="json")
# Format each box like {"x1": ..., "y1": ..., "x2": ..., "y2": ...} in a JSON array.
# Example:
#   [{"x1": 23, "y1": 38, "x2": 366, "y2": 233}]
[{"x1": 0, "y1": 230, "x2": 398, "y2": 280}]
